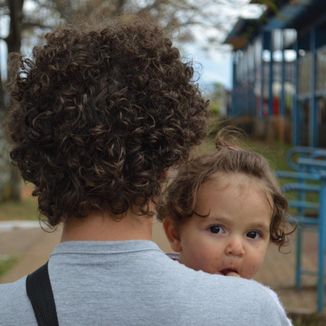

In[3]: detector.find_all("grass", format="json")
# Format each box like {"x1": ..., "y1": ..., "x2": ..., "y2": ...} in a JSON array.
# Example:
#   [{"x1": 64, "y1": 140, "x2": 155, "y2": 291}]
[
  {"x1": 245, "y1": 140, "x2": 291, "y2": 171},
  {"x1": 198, "y1": 132, "x2": 291, "y2": 170},
  {"x1": 0, "y1": 255, "x2": 17, "y2": 277}
]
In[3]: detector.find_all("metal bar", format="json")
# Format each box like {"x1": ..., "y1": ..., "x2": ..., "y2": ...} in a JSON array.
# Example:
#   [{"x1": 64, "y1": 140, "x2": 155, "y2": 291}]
[
  {"x1": 289, "y1": 216, "x2": 319, "y2": 225},
  {"x1": 231, "y1": 51, "x2": 237, "y2": 117},
  {"x1": 288, "y1": 200, "x2": 319, "y2": 210},
  {"x1": 276, "y1": 170, "x2": 321, "y2": 180},
  {"x1": 282, "y1": 183, "x2": 321, "y2": 192},
  {"x1": 295, "y1": 225, "x2": 303, "y2": 288},
  {"x1": 309, "y1": 26, "x2": 318, "y2": 147},
  {"x1": 245, "y1": 47, "x2": 249, "y2": 116},
  {"x1": 268, "y1": 31, "x2": 274, "y2": 116},
  {"x1": 260, "y1": 33, "x2": 264, "y2": 119},
  {"x1": 298, "y1": 157, "x2": 326, "y2": 169},
  {"x1": 253, "y1": 40, "x2": 257, "y2": 119},
  {"x1": 293, "y1": 34, "x2": 300, "y2": 145},
  {"x1": 317, "y1": 179, "x2": 326, "y2": 312},
  {"x1": 280, "y1": 29, "x2": 286, "y2": 117}
]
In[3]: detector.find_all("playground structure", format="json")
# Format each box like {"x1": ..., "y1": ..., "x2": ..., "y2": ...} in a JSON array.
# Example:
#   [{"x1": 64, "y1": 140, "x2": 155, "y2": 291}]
[
  {"x1": 225, "y1": 0, "x2": 326, "y2": 147},
  {"x1": 277, "y1": 146, "x2": 326, "y2": 312}
]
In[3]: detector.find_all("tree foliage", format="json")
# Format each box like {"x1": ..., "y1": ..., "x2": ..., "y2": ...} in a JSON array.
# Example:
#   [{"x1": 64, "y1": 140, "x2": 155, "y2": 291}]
[{"x1": 49, "y1": 0, "x2": 260, "y2": 47}]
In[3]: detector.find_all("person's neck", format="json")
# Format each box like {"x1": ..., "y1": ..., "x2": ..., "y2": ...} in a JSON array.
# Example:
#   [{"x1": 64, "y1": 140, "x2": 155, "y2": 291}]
[{"x1": 61, "y1": 210, "x2": 153, "y2": 242}]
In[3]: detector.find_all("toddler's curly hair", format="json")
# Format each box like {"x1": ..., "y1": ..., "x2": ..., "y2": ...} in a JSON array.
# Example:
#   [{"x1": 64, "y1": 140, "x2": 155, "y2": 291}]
[{"x1": 6, "y1": 16, "x2": 208, "y2": 226}]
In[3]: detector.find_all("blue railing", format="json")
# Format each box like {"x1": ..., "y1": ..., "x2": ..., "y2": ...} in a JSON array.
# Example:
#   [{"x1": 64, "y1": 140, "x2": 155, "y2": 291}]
[{"x1": 276, "y1": 146, "x2": 326, "y2": 312}]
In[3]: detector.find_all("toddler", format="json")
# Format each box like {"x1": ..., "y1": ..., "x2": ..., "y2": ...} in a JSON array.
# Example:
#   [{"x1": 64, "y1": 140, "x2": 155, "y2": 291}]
[{"x1": 158, "y1": 135, "x2": 292, "y2": 279}]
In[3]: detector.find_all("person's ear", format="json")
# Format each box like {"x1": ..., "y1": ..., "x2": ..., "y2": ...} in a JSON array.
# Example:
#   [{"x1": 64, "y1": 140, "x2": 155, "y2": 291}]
[{"x1": 163, "y1": 218, "x2": 182, "y2": 252}]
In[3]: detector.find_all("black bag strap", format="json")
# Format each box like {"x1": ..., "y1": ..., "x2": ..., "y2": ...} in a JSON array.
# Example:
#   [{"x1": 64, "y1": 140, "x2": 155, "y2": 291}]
[{"x1": 26, "y1": 262, "x2": 59, "y2": 326}]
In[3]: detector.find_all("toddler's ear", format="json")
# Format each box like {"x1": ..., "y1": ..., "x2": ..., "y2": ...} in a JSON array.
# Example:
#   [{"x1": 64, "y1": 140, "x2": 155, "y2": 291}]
[{"x1": 163, "y1": 218, "x2": 182, "y2": 253}]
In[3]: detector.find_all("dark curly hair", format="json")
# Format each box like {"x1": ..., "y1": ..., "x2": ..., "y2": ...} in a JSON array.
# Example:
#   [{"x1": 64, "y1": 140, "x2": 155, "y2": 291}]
[
  {"x1": 158, "y1": 133, "x2": 293, "y2": 249},
  {"x1": 6, "y1": 16, "x2": 208, "y2": 226}
]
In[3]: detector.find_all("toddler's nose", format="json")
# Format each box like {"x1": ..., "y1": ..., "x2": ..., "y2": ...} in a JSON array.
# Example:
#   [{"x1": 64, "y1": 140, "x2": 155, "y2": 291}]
[{"x1": 225, "y1": 236, "x2": 245, "y2": 257}]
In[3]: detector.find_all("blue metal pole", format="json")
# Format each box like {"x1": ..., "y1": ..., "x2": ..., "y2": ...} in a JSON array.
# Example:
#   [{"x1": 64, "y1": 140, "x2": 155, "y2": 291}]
[
  {"x1": 231, "y1": 51, "x2": 237, "y2": 117},
  {"x1": 268, "y1": 31, "x2": 274, "y2": 117},
  {"x1": 260, "y1": 33, "x2": 264, "y2": 119},
  {"x1": 247, "y1": 47, "x2": 252, "y2": 117},
  {"x1": 295, "y1": 43, "x2": 310, "y2": 282},
  {"x1": 309, "y1": 26, "x2": 318, "y2": 147},
  {"x1": 295, "y1": 225, "x2": 303, "y2": 289},
  {"x1": 317, "y1": 176, "x2": 326, "y2": 312},
  {"x1": 280, "y1": 30, "x2": 286, "y2": 117},
  {"x1": 245, "y1": 49, "x2": 249, "y2": 116},
  {"x1": 293, "y1": 35, "x2": 300, "y2": 145},
  {"x1": 253, "y1": 41, "x2": 257, "y2": 119}
]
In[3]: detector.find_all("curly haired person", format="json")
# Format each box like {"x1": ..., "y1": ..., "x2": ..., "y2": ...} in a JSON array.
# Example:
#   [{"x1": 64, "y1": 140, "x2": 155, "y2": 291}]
[{"x1": 0, "y1": 16, "x2": 291, "y2": 326}]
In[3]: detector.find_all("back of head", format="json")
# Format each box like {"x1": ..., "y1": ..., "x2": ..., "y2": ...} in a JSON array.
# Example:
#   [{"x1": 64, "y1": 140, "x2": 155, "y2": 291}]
[
  {"x1": 158, "y1": 128, "x2": 291, "y2": 248},
  {"x1": 7, "y1": 16, "x2": 208, "y2": 226}
]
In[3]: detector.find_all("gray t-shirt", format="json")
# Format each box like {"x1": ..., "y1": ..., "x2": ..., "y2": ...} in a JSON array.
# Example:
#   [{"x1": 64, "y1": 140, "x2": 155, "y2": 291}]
[{"x1": 0, "y1": 240, "x2": 291, "y2": 326}]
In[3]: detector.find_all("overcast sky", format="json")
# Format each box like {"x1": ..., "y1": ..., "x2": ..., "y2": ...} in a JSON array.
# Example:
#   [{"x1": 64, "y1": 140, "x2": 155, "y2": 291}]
[
  {"x1": 183, "y1": 44, "x2": 232, "y2": 91},
  {"x1": 182, "y1": 0, "x2": 264, "y2": 90}
]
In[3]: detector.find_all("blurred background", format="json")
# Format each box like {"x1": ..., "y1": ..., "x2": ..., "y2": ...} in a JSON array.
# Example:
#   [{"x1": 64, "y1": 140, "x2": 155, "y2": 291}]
[{"x1": 1, "y1": 1, "x2": 326, "y2": 324}]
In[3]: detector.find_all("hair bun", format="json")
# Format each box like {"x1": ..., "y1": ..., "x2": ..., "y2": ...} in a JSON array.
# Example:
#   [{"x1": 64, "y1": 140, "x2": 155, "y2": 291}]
[{"x1": 214, "y1": 126, "x2": 244, "y2": 150}]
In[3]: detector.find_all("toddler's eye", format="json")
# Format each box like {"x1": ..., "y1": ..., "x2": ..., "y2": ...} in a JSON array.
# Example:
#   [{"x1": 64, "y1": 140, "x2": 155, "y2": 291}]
[
  {"x1": 209, "y1": 225, "x2": 225, "y2": 234},
  {"x1": 247, "y1": 231, "x2": 262, "y2": 239}
]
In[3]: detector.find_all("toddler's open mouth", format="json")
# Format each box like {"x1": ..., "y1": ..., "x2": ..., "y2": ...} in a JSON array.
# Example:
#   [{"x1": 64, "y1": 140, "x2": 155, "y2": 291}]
[{"x1": 220, "y1": 268, "x2": 240, "y2": 277}]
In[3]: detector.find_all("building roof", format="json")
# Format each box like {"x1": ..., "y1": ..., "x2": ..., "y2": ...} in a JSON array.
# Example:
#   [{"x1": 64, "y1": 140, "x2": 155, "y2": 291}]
[
  {"x1": 224, "y1": 18, "x2": 260, "y2": 49},
  {"x1": 260, "y1": 0, "x2": 325, "y2": 30},
  {"x1": 225, "y1": 0, "x2": 326, "y2": 50}
]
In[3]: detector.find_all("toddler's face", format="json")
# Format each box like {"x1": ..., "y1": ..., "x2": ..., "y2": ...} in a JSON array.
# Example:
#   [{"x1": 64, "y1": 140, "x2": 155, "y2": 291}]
[{"x1": 166, "y1": 172, "x2": 272, "y2": 279}]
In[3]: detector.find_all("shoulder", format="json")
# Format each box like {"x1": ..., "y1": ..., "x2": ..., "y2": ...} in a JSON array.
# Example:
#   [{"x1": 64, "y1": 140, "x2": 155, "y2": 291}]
[
  {"x1": 261, "y1": 284, "x2": 284, "y2": 307},
  {"x1": 258, "y1": 284, "x2": 293, "y2": 325},
  {"x1": 156, "y1": 256, "x2": 292, "y2": 325},
  {"x1": 186, "y1": 271, "x2": 291, "y2": 324},
  {"x1": 209, "y1": 277, "x2": 293, "y2": 325},
  {"x1": 0, "y1": 277, "x2": 26, "y2": 304},
  {"x1": 0, "y1": 277, "x2": 36, "y2": 326}
]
